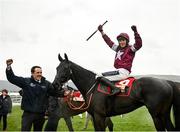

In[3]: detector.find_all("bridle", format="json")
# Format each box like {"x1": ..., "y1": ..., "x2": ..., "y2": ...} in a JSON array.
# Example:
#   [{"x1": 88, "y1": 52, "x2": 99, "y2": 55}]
[{"x1": 60, "y1": 63, "x2": 97, "y2": 110}]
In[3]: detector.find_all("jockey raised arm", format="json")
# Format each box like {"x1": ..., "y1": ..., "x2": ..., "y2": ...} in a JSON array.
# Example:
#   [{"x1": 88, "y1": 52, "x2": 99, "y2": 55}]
[{"x1": 97, "y1": 25, "x2": 142, "y2": 95}]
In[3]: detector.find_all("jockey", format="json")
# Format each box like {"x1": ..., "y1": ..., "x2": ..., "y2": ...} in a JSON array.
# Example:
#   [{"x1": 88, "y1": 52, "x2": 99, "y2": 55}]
[{"x1": 97, "y1": 25, "x2": 142, "y2": 95}]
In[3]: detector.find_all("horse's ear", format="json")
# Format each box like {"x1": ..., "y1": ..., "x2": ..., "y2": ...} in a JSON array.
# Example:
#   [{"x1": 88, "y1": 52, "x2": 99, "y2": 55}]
[
  {"x1": 58, "y1": 54, "x2": 63, "y2": 62},
  {"x1": 64, "y1": 53, "x2": 69, "y2": 61}
]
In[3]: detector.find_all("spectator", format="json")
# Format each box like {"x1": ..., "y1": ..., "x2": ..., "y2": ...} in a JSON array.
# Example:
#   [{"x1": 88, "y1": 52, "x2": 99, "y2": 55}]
[
  {"x1": 5, "y1": 59, "x2": 69, "y2": 131},
  {"x1": 0, "y1": 89, "x2": 12, "y2": 131}
]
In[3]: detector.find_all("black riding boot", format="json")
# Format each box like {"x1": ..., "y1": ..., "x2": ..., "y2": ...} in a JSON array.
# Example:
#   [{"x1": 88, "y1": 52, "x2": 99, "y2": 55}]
[{"x1": 97, "y1": 77, "x2": 121, "y2": 95}]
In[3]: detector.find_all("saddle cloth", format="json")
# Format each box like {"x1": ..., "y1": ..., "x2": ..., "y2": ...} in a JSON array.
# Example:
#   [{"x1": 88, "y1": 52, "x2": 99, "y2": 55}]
[{"x1": 97, "y1": 77, "x2": 135, "y2": 96}]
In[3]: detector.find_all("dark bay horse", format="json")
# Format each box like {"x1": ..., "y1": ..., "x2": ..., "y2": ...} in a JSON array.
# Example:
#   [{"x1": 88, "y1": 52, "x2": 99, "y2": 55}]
[{"x1": 53, "y1": 53, "x2": 180, "y2": 131}]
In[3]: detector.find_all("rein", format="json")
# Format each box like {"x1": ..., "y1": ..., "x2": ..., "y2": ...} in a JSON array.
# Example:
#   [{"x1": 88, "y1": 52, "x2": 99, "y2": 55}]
[
  {"x1": 65, "y1": 63, "x2": 97, "y2": 110},
  {"x1": 86, "y1": 80, "x2": 97, "y2": 95}
]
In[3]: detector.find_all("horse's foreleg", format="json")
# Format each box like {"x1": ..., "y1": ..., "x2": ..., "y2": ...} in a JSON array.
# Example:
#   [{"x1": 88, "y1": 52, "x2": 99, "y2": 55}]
[
  {"x1": 105, "y1": 117, "x2": 113, "y2": 132},
  {"x1": 92, "y1": 113, "x2": 106, "y2": 131},
  {"x1": 64, "y1": 117, "x2": 74, "y2": 132},
  {"x1": 44, "y1": 116, "x2": 60, "y2": 131}
]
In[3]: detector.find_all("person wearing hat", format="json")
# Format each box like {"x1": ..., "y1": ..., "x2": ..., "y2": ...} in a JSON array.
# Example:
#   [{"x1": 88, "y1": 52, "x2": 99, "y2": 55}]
[
  {"x1": 97, "y1": 25, "x2": 142, "y2": 95},
  {"x1": 0, "y1": 89, "x2": 12, "y2": 131}
]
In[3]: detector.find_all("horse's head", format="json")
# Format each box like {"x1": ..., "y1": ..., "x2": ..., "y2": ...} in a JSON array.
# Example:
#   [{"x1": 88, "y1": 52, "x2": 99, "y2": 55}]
[
  {"x1": 53, "y1": 53, "x2": 96, "y2": 95},
  {"x1": 53, "y1": 53, "x2": 72, "y2": 89}
]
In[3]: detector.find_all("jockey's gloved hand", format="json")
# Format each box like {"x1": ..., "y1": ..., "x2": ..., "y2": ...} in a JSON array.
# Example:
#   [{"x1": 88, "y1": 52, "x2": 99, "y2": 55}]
[
  {"x1": 98, "y1": 25, "x2": 103, "y2": 32},
  {"x1": 6, "y1": 59, "x2": 13, "y2": 67},
  {"x1": 131, "y1": 25, "x2": 137, "y2": 33}
]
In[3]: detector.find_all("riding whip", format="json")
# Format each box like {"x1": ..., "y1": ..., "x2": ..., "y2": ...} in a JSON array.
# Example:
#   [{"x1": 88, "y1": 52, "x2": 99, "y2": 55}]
[{"x1": 86, "y1": 20, "x2": 108, "y2": 41}]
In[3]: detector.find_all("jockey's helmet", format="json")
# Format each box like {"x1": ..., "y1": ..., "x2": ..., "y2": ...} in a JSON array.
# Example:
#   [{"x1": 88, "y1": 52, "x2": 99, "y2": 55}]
[{"x1": 117, "y1": 33, "x2": 129, "y2": 43}]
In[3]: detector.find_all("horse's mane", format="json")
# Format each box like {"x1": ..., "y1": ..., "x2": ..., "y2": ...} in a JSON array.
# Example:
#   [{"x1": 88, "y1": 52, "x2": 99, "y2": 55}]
[
  {"x1": 70, "y1": 61, "x2": 96, "y2": 77},
  {"x1": 68, "y1": 60, "x2": 97, "y2": 94}
]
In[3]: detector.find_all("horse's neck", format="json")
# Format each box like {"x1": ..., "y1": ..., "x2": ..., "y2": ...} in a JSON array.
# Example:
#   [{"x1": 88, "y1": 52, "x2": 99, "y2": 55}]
[{"x1": 70, "y1": 62, "x2": 96, "y2": 95}]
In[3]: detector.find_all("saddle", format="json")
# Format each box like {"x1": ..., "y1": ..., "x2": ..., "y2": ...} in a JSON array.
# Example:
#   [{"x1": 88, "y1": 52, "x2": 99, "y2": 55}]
[{"x1": 97, "y1": 77, "x2": 135, "y2": 96}]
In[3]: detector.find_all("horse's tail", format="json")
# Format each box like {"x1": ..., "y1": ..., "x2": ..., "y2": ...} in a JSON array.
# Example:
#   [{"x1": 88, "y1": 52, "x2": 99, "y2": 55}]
[{"x1": 168, "y1": 81, "x2": 180, "y2": 130}]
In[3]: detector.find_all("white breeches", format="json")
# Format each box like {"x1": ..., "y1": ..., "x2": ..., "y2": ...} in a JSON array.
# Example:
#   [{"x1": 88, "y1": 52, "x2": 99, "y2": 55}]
[{"x1": 103, "y1": 68, "x2": 130, "y2": 81}]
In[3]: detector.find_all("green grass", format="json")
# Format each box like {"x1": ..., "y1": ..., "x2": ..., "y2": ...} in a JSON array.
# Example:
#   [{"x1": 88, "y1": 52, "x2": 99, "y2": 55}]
[
  {"x1": 5, "y1": 106, "x2": 22, "y2": 131},
  {"x1": 56, "y1": 107, "x2": 156, "y2": 131},
  {"x1": 3, "y1": 106, "x2": 156, "y2": 131}
]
